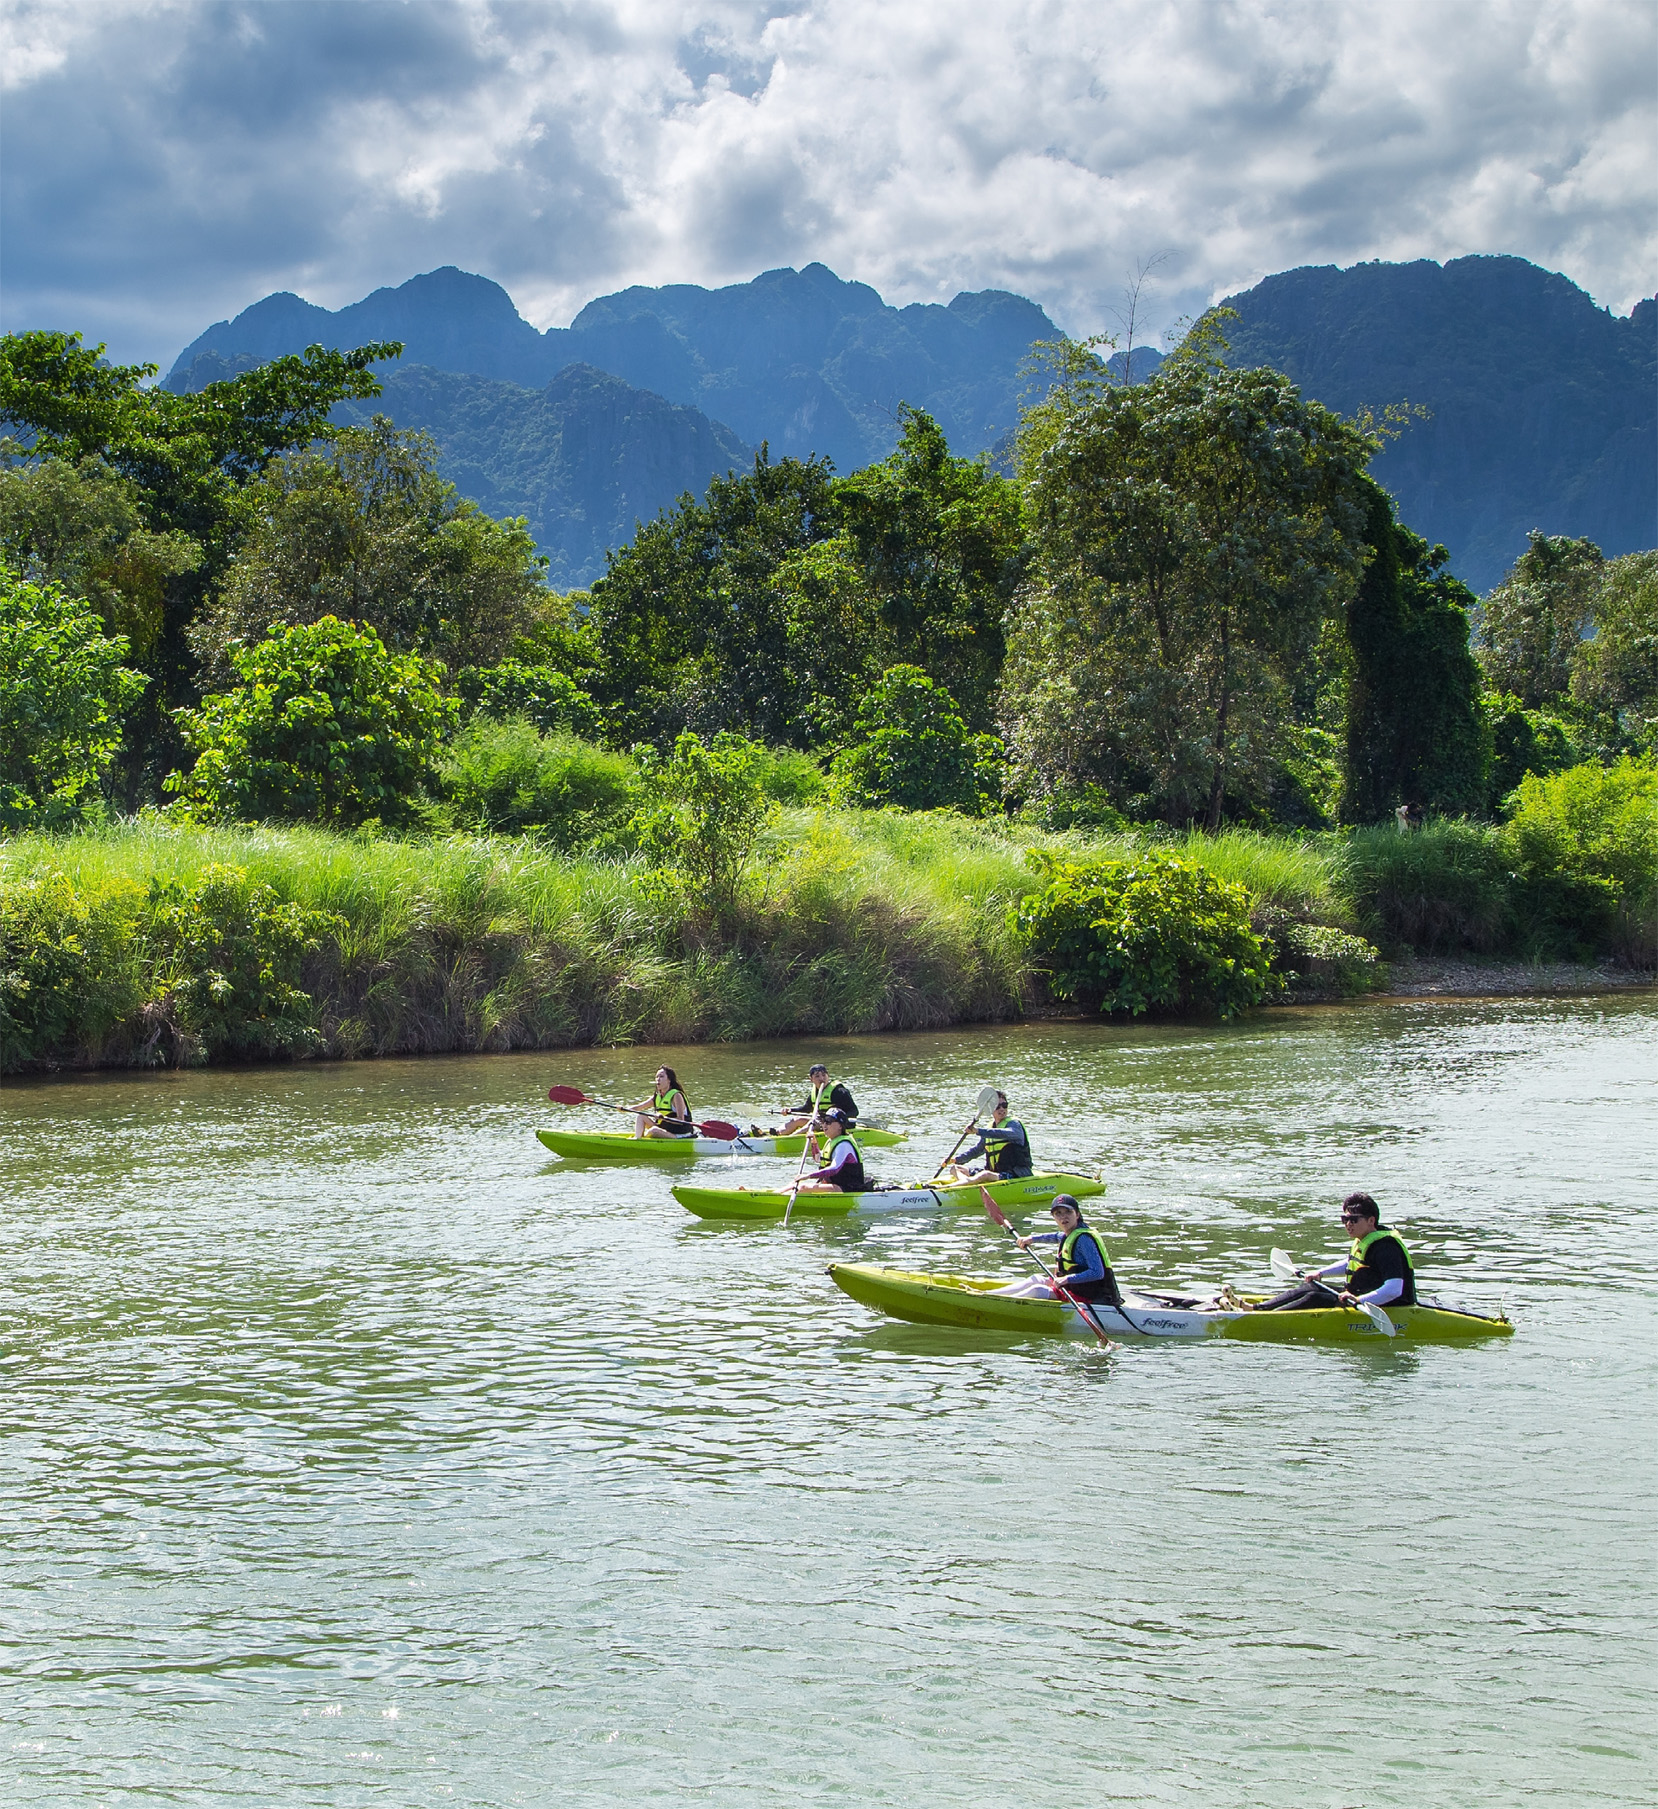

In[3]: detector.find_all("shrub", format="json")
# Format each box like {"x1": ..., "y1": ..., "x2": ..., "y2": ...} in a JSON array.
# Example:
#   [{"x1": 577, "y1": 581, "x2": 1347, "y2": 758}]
[
  {"x1": 437, "y1": 716, "x2": 637, "y2": 848},
  {"x1": 1486, "y1": 692, "x2": 1578, "y2": 809},
  {"x1": 140, "y1": 862, "x2": 342, "y2": 1063},
  {"x1": 0, "y1": 867, "x2": 143, "y2": 1070},
  {"x1": 1011, "y1": 849, "x2": 1278, "y2": 1018},
  {"x1": 830, "y1": 665, "x2": 1004, "y2": 813},
  {"x1": 631, "y1": 731, "x2": 780, "y2": 930},
  {"x1": 1267, "y1": 919, "x2": 1385, "y2": 999},
  {"x1": 169, "y1": 616, "x2": 457, "y2": 828},
  {"x1": 0, "y1": 564, "x2": 147, "y2": 830},
  {"x1": 455, "y1": 659, "x2": 604, "y2": 741},
  {"x1": 1502, "y1": 757, "x2": 1658, "y2": 963},
  {"x1": 1338, "y1": 820, "x2": 1513, "y2": 954}
]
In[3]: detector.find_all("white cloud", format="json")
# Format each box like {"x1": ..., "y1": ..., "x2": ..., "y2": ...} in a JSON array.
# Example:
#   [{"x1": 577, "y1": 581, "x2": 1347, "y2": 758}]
[{"x1": 2, "y1": 0, "x2": 1652, "y2": 365}]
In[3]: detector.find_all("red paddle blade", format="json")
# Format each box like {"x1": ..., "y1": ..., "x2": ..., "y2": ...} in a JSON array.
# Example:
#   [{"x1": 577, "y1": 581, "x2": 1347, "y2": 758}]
[
  {"x1": 980, "y1": 1187, "x2": 1011, "y2": 1228},
  {"x1": 699, "y1": 1119, "x2": 741, "y2": 1141},
  {"x1": 547, "y1": 1085, "x2": 589, "y2": 1105}
]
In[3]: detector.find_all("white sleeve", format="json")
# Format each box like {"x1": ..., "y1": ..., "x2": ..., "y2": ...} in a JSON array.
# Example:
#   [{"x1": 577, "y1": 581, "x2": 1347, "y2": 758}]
[
  {"x1": 1312, "y1": 1260, "x2": 1347, "y2": 1278},
  {"x1": 1359, "y1": 1277, "x2": 1404, "y2": 1307}
]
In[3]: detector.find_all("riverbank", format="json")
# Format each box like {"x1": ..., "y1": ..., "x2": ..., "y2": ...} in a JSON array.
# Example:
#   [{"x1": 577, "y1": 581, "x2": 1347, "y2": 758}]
[
  {"x1": 1381, "y1": 954, "x2": 1655, "y2": 999},
  {"x1": 3, "y1": 813, "x2": 1651, "y2": 1071}
]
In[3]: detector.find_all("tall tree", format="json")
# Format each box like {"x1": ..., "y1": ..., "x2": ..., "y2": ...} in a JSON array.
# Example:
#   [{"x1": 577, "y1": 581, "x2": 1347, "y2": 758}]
[
  {"x1": 1342, "y1": 481, "x2": 1489, "y2": 821},
  {"x1": 1007, "y1": 335, "x2": 1374, "y2": 827},
  {"x1": 1570, "y1": 549, "x2": 1658, "y2": 756},
  {"x1": 1477, "y1": 531, "x2": 1604, "y2": 709}
]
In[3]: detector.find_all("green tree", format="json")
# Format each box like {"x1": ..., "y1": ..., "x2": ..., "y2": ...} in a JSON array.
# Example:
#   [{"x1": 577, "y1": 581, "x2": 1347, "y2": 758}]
[
  {"x1": 168, "y1": 616, "x2": 456, "y2": 827},
  {"x1": 630, "y1": 731, "x2": 779, "y2": 929},
  {"x1": 1342, "y1": 481, "x2": 1489, "y2": 821},
  {"x1": 190, "y1": 418, "x2": 546, "y2": 684},
  {"x1": 0, "y1": 564, "x2": 148, "y2": 829},
  {"x1": 588, "y1": 451, "x2": 838, "y2": 746},
  {"x1": 0, "y1": 329, "x2": 397, "y2": 790},
  {"x1": 831, "y1": 407, "x2": 1026, "y2": 727},
  {"x1": 1571, "y1": 549, "x2": 1658, "y2": 755},
  {"x1": 0, "y1": 452, "x2": 202, "y2": 655},
  {"x1": 829, "y1": 665, "x2": 1003, "y2": 812},
  {"x1": 1477, "y1": 531, "x2": 1604, "y2": 709},
  {"x1": 1007, "y1": 340, "x2": 1375, "y2": 827},
  {"x1": 1485, "y1": 693, "x2": 1578, "y2": 806}
]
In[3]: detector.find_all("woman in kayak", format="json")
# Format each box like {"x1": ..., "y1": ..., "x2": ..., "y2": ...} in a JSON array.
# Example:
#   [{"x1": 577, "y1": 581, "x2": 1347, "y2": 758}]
[
  {"x1": 630, "y1": 1067, "x2": 695, "y2": 1139},
  {"x1": 993, "y1": 1195, "x2": 1122, "y2": 1303},
  {"x1": 779, "y1": 1063, "x2": 859, "y2": 1134},
  {"x1": 1253, "y1": 1193, "x2": 1416, "y2": 1311},
  {"x1": 790, "y1": 1108, "x2": 867, "y2": 1193},
  {"x1": 947, "y1": 1092, "x2": 1032, "y2": 1180}
]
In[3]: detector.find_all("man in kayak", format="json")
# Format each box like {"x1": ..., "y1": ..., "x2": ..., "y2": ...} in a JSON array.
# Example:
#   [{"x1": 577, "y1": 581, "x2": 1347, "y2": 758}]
[
  {"x1": 789, "y1": 1108, "x2": 867, "y2": 1194},
  {"x1": 947, "y1": 1092, "x2": 1032, "y2": 1180},
  {"x1": 1253, "y1": 1193, "x2": 1416, "y2": 1311},
  {"x1": 779, "y1": 1063, "x2": 859, "y2": 1134},
  {"x1": 992, "y1": 1195, "x2": 1122, "y2": 1303}
]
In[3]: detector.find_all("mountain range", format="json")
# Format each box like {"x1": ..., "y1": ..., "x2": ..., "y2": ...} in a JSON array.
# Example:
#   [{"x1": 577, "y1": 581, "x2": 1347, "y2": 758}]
[{"x1": 168, "y1": 255, "x2": 1655, "y2": 592}]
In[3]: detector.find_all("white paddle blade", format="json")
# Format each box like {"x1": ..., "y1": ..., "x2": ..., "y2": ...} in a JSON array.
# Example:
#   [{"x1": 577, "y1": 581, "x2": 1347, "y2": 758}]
[
  {"x1": 1364, "y1": 1303, "x2": 1397, "y2": 1337},
  {"x1": 1270, "y1": 1247, "x2": 1298, "y2": 1279},
  {"x1": 974, "y1": 1085, "x2": 1000, "y2": 1119}
]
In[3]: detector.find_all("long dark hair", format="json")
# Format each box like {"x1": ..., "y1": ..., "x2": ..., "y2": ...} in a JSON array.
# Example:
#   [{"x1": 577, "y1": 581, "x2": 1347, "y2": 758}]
[{"x1": 658, "y1": 1066, "x2": 689, "y2": 1108}]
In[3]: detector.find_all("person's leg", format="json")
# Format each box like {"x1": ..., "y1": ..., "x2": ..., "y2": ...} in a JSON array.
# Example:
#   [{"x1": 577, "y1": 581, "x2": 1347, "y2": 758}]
[
  {"x1": 1254, "y1": 1280, "x2": 1340, "y2": 1312},
  {"x1": 989, "y1": 1276, "x2": 1057, "y2": 1298},
  {"x1": 633, "y1": 1112, "x2": 649, "y2": 1138}
]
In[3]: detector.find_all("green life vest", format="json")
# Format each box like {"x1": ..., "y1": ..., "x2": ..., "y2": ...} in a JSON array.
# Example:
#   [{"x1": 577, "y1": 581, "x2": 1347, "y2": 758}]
[
  {"x1": 654, "y1": 1090, "x2": 688, "y2": 1128},
  {"x1": 821, "y1": 1132, "x2": 866, "y2": 1191},
  {"x1": 1347, "y1": 1227, "x2": 1412, "y2": 1283},
  {"x1": 1058, "y1": 1223, "x2": 1111, "y2": 1276}
]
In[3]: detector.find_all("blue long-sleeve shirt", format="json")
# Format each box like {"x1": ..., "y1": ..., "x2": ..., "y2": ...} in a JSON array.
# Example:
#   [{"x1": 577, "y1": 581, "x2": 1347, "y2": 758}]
[{"x1": 1027, "y1": 1226, "x2": 1107, "y2": 1288}]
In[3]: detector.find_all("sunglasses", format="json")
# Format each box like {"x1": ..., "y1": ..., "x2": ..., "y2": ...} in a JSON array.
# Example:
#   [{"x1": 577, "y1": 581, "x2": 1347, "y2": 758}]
[{"x1": 1340, "y1": 1212, "x2": 1374, "y2": 1224}]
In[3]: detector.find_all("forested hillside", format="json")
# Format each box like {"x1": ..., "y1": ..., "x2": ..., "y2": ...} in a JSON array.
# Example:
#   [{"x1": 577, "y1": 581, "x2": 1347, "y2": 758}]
[{"x1": 1222, "y1": 256, "x2": 1655, "y2": 590}]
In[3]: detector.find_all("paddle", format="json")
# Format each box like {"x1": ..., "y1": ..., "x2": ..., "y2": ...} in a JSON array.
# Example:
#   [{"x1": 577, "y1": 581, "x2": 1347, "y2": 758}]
[
  {"x1": 981, "y1": 1189, "x2": 1117, "y2": 1349},
  {"x1": 930, "y1": 1086, "x2": 1003, "y2": 1181},
  {"x1": 546, "y1": 1085, "x2": 741, "y2": 1143},
  {"x1": 782, "y1": 1079, "x2": 826, "y2": 1228},
  {"x1": 1269, "y1": 1246, "x2": 1396, "y2": 1336}
]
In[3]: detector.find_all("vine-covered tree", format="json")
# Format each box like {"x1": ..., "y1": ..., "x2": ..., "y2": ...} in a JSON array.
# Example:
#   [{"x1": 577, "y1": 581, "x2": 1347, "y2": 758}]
[
  {"x1": 1342, "y1": 481, "x2": 1489, "y2": 821},
  {"x1": 1477, "y1": 531, "x2": 1604, "y2": 710}
]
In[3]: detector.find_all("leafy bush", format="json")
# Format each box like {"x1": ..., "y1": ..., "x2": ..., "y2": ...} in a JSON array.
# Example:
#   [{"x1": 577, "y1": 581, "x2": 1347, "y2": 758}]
[
  {"x1": 0, "y1": 564, "x2": 147, "y2": 830},
  {"x1": 631, "y1": 731, "x2": 780, "y2": 929},
  {"x1": 1486, "y1": 692, "x2": 1578, "y2": 809},
  {"x1": 830, "y1": 665, "x2": 1004, "y2": 813},
  {"x1": 455, "y1": 659, "x2": 603, "y2": 741},
  {"x1": 1267, "y1": 919, "x2": 1384, "y2": 999},
  {"x1": 169, "y1": 616, "x2": 457, "y2": 828},
  {"x1": 140, "y1": 862, "x2": 342, "y2": 1063},
  {"x1": 750, "y1": 744, "x2": 827, "y2": 805},
  {"x1": 437, "y1": 716, "x2": 636, "y2": 847},
  {"x1": 1017, "y1": 782, "x2": 1131, "y2": 833},
  {"x1": 1502, "y1": 758, "x2": 1658, "y2": 963},
  {"x1": 1338, "y1": 820, "x2": 1513, "y2": 953},
  {"x1": 1011, "y1": 849, "x2": 1278, "y2": 1018},
  {"x1": 0, "y1": 867, "x2": 143, "y2": 1070}
]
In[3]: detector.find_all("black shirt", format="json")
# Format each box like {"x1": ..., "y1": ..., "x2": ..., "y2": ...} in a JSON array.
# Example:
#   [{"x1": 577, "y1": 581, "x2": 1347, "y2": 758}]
[
  {"x1": 795, "y1": 1082, "x2": 858, "y2": 1122},
  {"x1": 1349, "y1": 1230, "x2": 1416, "y2": 1304}
]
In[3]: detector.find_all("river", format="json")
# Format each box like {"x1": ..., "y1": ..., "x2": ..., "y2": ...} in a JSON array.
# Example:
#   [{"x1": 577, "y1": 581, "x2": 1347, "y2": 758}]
[{"x1": 3, "y1": 993, "x2": 1654, "y2": 1805}]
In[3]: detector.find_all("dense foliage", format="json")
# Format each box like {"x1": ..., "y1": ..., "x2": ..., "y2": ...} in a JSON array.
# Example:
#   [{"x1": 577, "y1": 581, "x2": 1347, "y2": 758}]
[
  {"x1": 169, "y1": 616, "x2": 456, "y2": 827},
  {"x1": 0, "y1": 565, "x2": 147, "y2": 830},
  {"x1": 829, "y1": 666, "x2": 1003, "y2": 813},
  {"x1": 1012, "y1": 849, "x2": 1278, "y2": 1018}
]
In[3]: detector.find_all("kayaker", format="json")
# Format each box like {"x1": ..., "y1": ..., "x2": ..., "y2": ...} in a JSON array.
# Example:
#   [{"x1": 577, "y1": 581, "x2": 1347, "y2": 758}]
[
  {"x1": 630, "y1": 1066, "x2": 695, "y2": 1139},
  {"x1": 948, "y1": 1092, "x2": 1032, "y2": 1180},
  {"x1": 1253, "y1": 1192, "x2": 1417, "y2": 1312},
  {"x1": 780, "y1": 1063, "x2": 859, "y2": 1134},
  {"x1": 790, "y1": 1108, "x2": 867, "y2": 1194},
  {"x1": 992, "y1": 1195, "x2": 1121, "y2": 1303}
]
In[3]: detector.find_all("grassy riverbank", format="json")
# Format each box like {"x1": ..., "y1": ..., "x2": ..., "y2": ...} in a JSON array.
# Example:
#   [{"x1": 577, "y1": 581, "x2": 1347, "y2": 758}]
[{"x1": 3, "y1": 800, "x2": 1651, "y2": 1072}]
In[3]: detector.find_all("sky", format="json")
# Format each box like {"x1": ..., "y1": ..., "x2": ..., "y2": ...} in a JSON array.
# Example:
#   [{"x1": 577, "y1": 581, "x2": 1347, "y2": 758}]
[{"x1": 2, "y1": 0, "x2": 1654, "y2": 369}]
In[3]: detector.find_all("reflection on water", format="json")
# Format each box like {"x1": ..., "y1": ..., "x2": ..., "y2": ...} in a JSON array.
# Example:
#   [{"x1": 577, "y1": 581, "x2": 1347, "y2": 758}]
[{"x1": 3, "y1": 995, "x2": 1654, "y2": 1804}]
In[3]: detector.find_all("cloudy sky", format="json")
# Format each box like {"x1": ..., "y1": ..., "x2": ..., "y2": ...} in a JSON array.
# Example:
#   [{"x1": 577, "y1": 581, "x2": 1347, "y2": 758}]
[{"x1": 3, "y1": 0, "x2": 1654, "y2": 367}]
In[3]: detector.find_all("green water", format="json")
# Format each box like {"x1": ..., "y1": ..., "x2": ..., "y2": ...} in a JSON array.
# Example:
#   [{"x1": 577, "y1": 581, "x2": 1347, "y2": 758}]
[{"x1": 3, "y1": 994, "x2": 1654, "y2": 1805}]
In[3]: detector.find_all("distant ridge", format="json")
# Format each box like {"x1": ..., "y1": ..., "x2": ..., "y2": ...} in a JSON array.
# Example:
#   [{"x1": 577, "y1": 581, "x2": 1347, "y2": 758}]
[
  {"x1": 169, "y1": 263, "x2": 1059, "y2": 474},
  {"x1": 170, "y1": 254, "x2": 1656, "y2": 591},
  {"x1": 1221, "y1": 255, "x2": 1655, "y2": 588}
]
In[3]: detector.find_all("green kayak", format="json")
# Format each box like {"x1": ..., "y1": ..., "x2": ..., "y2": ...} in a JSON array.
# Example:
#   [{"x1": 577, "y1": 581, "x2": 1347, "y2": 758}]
[
  {"x1": 672, "y1": 1172, "x2": 1104, "y2": 1221},
  {"x1": 829, "y1": 1263, "x2": 1515, "y2": 1343},
  {"x1": 537, "y1": 1126, "x2": 907, "y2": 1163}
]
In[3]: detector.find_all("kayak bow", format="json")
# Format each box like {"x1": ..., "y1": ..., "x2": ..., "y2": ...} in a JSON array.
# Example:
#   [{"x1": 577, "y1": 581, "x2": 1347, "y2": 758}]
[{"x1": 537, "y1": 1126, "x2": 906, "y2": 1163}]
